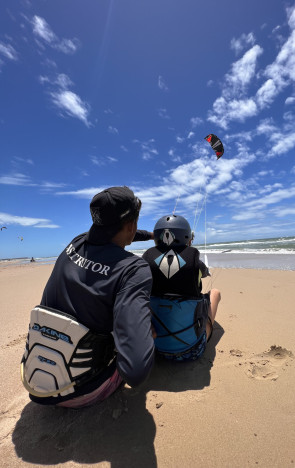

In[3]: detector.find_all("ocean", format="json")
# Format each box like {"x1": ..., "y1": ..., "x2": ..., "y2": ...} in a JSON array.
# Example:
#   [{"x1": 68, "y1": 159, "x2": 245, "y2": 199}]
[{"x1": 0, "y1": 236, "x2": 294, "y2": 271}]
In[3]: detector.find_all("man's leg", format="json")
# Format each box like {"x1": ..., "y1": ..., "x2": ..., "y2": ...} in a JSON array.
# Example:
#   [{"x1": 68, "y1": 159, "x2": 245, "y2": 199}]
[{"x1": 206, "y1": 288, "x2": 221, "y2": 340}]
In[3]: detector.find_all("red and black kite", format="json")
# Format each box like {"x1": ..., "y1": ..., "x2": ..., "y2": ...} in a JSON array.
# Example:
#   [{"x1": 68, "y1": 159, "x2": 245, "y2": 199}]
[{"x1": 204, "y1": 134, "x2": 224, "y2": 159}]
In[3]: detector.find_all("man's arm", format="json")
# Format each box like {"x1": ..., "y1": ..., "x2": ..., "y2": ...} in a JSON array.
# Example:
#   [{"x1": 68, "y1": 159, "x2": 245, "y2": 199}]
[
  {"x1": 113, "y1": 260, "x2": 155, "y2": 387},
  {"x1": 133, "y1": 230, "x2": 154, "y2": 242}
]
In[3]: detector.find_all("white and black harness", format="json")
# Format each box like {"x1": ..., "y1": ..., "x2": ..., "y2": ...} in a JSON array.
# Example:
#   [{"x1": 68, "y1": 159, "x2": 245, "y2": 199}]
[{"x1": 21, "y1": 305, "x2": 115, "y2": 398}]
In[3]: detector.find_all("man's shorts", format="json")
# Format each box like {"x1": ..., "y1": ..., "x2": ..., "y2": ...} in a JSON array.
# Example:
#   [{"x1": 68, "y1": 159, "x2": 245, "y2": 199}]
[{"x1": 57, "y1": 369, "x2": 123, "y2": 408}]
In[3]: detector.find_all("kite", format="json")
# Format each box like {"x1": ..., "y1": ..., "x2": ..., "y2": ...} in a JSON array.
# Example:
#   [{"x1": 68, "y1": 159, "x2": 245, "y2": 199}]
[
  {"x1": 18, "y1": 236, "x2": 23, "y2": 241},
  {"x1": 204, "y1": 134, "x2": 224, "y2": 159},
  {"x1": 1, "y1": 226, "x2": 7, "y2": 231}
]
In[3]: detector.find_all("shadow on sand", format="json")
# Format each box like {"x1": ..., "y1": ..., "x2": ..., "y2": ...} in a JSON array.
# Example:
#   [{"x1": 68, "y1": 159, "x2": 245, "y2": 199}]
[{"x1": 12, "y1": 322, "x2": 224, "y2": 467}]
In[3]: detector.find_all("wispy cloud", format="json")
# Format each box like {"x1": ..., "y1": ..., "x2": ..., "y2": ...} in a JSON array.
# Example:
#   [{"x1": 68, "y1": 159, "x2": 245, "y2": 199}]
[
  {"x1": 56, "y1": 187, "x2": 105, "y2": 198},
  {"x1": 190, "y1": 117, "x2": 203, "y2": 127},
  {"x1": 285, "y1": 96, "x2": 295, "y2": 105},
  {"x1": 32, "y1": 16, "x2": 80, "y2": 54},
  {"x1": 38, "y1": 72, "x2": 91, "y2": 125},
  {"x1": 0, "y1": 41, "x2": 18, "y2": 61},
  {"x1": 0, "y1": 41, "x2": 18, "y2": 71},
  {"x1": 0, "y1": 212, "x2": 59, "y2": 228},
  {"x1": 90, "y1": 155, "x2": 118, "y2": 166},
  {"x1": 157, "y1": 108, "x2": 170, "y2": 119},
  {"x1": 0, "y1": 173, "x2": 36, "y2": 186},
  {"x1": 0, "y1": 172, "x2": 67, "y2": 189},
  {"x1": 108, "y1": 125, "x2": 118, "y2": 134},
  {"x1": 158, "y1": 75, "x2": 169, "y2": 92},
  {"x1": 51, "y1": 89, "x2": 91, "y2": 126},
  {"x1": 208, "y1": 5, "x2": 295, "y2": 129},
  {"x1": 133, "y1": 139, "x2": 159, "y2": 160},
  {"x1": 230, "y1": 32, "x2": 256, "y2": 55}
]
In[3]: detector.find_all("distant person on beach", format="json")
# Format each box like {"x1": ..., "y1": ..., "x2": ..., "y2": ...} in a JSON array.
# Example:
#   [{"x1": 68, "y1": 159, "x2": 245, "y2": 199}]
[
  {"x1": 21, "y1": 186, "x2": 155, "y2": 408},
  {"x1": 142, "y1": 214, "x2": 221, "y2": 361},
  {"x1": 30, "y1": 257, "x2": 35, "y2": 262}
]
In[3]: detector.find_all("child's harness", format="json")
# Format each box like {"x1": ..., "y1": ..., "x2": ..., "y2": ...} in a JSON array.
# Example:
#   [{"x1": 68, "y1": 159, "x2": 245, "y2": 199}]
[
  {"x1": 150, "y1": 294, "x2": 209, "y2": 359},
  {"x1": 21, "y1": 305, "x2": 115, "y2": 398}
]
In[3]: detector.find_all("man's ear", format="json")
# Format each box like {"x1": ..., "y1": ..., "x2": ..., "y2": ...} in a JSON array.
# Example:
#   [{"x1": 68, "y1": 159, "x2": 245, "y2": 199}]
[{"x1": 125, "y1": 220, "x2": 135, "y2": 233}]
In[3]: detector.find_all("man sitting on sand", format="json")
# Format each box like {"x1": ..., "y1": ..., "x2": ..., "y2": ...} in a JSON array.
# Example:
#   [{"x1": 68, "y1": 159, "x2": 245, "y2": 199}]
[
  {"x1": 21, "y1": 186, "x2": 155, "y2": 408},
  {"x1": 142, "y1": 214, "x2": 221, "y2": 361}
]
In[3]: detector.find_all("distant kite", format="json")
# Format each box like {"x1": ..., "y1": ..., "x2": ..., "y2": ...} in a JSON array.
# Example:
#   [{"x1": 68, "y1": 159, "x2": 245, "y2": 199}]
[
  {"x1": 18, "y1": 236, "x2": 23, "y2": 241},
  {"x1": 204, "y1": 134, "x2": 224, "y2": 159},
  {"x1": 1, "y1": 226, "x2": 7, "y2": 231}
]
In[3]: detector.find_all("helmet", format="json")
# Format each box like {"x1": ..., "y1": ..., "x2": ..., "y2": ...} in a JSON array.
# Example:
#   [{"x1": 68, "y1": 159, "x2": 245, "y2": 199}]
[{"x1": 153, "y1": 214, "x2": 192, "y2": 247}]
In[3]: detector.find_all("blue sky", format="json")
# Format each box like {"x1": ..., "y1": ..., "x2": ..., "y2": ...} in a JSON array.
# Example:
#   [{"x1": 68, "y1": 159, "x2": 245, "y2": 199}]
[{"x1": 1, "y1": 0, "x2": 295, "y2": 259}]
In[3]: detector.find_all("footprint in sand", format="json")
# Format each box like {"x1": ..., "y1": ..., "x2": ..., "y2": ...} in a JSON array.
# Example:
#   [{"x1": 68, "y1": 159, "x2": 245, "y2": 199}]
[{"x1": 245, "y1": 345, "x2": 293, "y2": 381}]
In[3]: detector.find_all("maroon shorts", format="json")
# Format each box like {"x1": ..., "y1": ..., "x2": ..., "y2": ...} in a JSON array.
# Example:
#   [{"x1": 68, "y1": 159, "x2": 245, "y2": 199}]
[{"x1": 57, "y1": 369, "x2": 123, "y2": 409}]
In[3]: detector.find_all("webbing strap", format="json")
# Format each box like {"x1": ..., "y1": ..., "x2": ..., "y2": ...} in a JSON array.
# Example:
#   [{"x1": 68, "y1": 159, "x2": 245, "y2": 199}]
[
  {"x1": 20, "y1": 362, "x2": 76, "y2": 398},
  {"x1": 151, "y1": 311, "x2": 190, "y2": 346}
]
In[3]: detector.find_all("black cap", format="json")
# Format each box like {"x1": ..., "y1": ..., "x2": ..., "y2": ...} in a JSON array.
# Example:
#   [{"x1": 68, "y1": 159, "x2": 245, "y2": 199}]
[{"x1": 86, "y1": 186, "x2": 141, "y2": 244}]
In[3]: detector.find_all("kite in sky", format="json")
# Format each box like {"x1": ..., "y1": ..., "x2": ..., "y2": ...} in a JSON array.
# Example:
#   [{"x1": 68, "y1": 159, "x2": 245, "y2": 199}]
[
  {"x1": 204, "y1": 134, "x2": 224, "y2": 159},
  {"x1": 1, "y1": 226, "x2": 7, "y2": 231}
]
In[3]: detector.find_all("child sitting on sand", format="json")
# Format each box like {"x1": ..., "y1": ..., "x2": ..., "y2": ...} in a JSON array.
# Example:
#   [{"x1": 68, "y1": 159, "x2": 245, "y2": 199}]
[{"x1": 142, "y1": 214, "x2": 221, "y2": 361}]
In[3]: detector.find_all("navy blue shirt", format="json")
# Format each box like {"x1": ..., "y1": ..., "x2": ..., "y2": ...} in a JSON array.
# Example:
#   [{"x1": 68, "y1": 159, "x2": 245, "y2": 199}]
[{"x1": 36, "y1": 232, "x2": 154, "y2": 403}]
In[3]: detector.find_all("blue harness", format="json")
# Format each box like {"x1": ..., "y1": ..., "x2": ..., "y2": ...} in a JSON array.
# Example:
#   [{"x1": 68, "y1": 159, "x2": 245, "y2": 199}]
[{"x1": 150, "y1": 294, "x2": 209, "y2": 360}]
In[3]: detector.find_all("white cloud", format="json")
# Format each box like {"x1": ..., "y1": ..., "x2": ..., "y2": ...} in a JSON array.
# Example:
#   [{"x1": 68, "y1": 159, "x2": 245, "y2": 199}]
[
  {"x1": 244, "y1": 187, "x2": 295, "y2": 209},
  {"x1": 40, "y1": 181, "x2": 67, "y2": 188},
  {"x1": 256, "y1": 79, "x2": 277, "y2": 108},
  {"x1": 208, "y1": 97, "x2": 257, "y2": 128},
  {"x1": 39, "y1": 72, "x2": 91, "y2": 126},
  {"x1": 133, "y1": 139, "x2": 159, "y2": 160},
  {"x1": 267, "y1": 130, "x2": 295, "y2": 157},
  {"x1": 32, "y1": 16, "x2": 56, "y2": 43},
  {"x1": 0, "y1": 41, "x2": 18, "y2": 61},
  {"x1": 287, "y1": 4, "x2": 295, "y2": 29},
  {"x1": 158, "y1": 75, "x2": 169, "y2": 91},
  {"x1": 158, "y1": 108, "x2": 170, "y2": 119},
  {"x1": 225, "y1": 45, "x2": 263, "y2": 95},
  {"x1": 285, "y1": 96, "x2": 295, "y2": 105},
  {"x1": 56, "y1": 187, "x2": 105, "y2": 198},
  {"x1": 0, "y1": 173, "x2": 35, "y2": 186},
  {"x1": 51, "y1": 90, "x2": 91, "y2": 126},
  {"x1": 108, "y1": 126, "x2": 118, "y2": 134},
  {"x1": 208, "y1": 6, "x2": 295, "y2": 128},
  {"x1": 190, "y1": 117, "x2": 203, "y2": 127},
  {"x1": 274, "y1": 207, "x2": 295, "y2": 217},
  {"x1": 32, "y1": 16, "x2": 79, "y2": 54},
  {"x1": 0, "y1": 212, "x2": 59, "y2": 228},
  {"x1": 230, "y1": 32, "x2": 256, "y2": 55},
  {"x1": 176, "y1": 136, "x2": 185, "y2": 143},
  {"x1": 90, "y1": 155, "x2": 117, "y2": 166}
]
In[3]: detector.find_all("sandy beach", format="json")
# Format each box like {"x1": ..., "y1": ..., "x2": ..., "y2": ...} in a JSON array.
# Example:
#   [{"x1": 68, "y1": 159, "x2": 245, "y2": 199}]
[{"x1": 0, "y1": 263, "x2": 294, "y2": 468}]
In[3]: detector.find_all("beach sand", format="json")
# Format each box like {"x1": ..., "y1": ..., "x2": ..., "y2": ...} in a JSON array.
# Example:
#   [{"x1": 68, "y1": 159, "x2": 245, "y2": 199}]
[{"x1": 0, "y1": 264, "x2": 294, "y2": 468}]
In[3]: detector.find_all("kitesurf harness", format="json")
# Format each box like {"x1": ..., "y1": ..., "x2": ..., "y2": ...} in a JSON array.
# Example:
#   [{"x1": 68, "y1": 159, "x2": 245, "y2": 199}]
[
  {"x1": 150, "y1": 293, "x2": 209, "y2": 358},
  {"x1": 21, "y1": 305, "x2": 115, "y2": 398}
]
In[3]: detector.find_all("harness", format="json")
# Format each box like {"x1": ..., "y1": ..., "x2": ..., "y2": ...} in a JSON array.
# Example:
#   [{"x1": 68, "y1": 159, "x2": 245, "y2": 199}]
[
  {"x1": 21, "y1": 305, "x2": 115, "y2": 398},
  {"x1": 150, "y1": 294, "x2": 209, "y2": 358}
]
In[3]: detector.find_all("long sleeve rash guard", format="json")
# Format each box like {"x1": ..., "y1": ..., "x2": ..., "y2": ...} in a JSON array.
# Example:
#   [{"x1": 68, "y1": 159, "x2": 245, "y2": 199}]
[{"x1": 34, "y1": 233, "x2": 155, "y2": 404}]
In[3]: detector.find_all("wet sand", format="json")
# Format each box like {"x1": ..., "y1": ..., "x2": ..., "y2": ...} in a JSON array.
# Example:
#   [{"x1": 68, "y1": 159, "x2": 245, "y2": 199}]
[{"x1": 0, "y1": 263, "x2": 294, "y2": 468}]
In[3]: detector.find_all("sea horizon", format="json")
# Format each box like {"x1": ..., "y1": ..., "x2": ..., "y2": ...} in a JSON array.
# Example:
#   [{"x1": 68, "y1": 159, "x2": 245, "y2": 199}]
[{"x1": 1, "y1": 236, "x2": 294, "y2": 271}]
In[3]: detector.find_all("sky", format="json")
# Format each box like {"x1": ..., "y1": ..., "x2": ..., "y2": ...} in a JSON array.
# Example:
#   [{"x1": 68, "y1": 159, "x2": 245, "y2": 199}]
[{"x1": 1, "y1": 0, "x2": 295, "y2": 259}]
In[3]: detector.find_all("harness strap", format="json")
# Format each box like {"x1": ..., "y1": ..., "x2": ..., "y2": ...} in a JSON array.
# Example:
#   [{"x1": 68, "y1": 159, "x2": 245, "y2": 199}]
[
  {"x1": 150, "y1": 310, "x2": 190, "y2": 345},
  {"x1": 20, "y1": 362, "x2": 76, "y2": 397}
]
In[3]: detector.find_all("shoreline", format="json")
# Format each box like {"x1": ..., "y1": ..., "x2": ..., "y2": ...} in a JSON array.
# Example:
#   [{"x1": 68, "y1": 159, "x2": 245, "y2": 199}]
[{"x1": 1, "y1": 250, "x2": 294, "y2": 271}]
